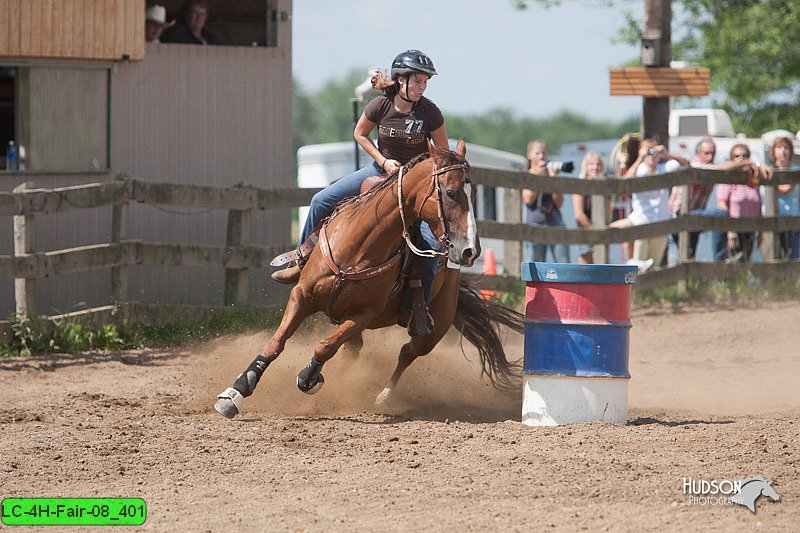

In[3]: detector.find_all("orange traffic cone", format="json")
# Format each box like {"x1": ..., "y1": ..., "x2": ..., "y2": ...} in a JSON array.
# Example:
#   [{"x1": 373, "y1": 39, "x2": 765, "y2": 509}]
[{"x1": 481, "y1": 248, "x2": 497, "y2": 300}]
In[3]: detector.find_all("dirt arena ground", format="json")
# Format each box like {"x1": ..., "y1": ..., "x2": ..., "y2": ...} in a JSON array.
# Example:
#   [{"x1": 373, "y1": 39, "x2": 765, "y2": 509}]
[{"x1": 1, "y1": 301, "x2": 798, "y2": 531}]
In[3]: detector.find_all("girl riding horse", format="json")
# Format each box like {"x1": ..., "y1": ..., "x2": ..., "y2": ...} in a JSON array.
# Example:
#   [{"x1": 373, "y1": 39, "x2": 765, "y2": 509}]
[
  {"x1": 215, "y1": 140, "x2": 521, "y2": 419},
  {"x1": 271, "y1": 49, "x2": 447, "y2": 336}
]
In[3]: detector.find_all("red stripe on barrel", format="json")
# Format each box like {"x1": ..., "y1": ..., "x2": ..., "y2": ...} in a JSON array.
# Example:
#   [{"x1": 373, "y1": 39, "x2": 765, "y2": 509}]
[{"x1": 525, "y1": 282, "x2": 631, "y2": 324}]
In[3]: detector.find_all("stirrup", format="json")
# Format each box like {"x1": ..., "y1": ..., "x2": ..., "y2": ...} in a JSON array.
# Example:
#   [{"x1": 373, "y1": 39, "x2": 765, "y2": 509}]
[{"x1": 406, "y1": 279, "x2": 433, "y2": 337}]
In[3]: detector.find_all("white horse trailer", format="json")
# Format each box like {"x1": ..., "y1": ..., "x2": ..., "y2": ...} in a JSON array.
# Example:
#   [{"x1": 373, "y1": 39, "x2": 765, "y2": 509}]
[{"x1": 296, "y1": 140, "x2": 527, "y2": 274}]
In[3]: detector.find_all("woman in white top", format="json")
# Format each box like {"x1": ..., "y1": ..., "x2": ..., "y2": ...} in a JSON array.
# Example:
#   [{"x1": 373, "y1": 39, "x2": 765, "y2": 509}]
[{"x1": 610, "y1": 138, "x2": 688, "y2": 271}]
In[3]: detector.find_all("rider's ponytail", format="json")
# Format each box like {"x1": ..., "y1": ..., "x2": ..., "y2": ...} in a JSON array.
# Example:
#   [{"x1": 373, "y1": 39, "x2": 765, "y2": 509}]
[{"x1": 371, "y1": 71, "x2": 398, "y2": 96}]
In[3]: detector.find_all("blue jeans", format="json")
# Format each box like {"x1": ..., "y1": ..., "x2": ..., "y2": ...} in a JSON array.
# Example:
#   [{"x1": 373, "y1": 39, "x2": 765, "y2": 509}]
[
  {"x1": 300, "y1": 161, "x2": 439, "y2": 302},
  {"x1": 779, "y1": 231, "x2": 800, "y2": 260},
  {"x1": 690, "y1": 207, "x2": 727, "y2": 261},
  {"x1": 411, "y1": 220, "x2": 441, "y2": 302},
  {"x1": 524, "y1": 210, "x2": 570, "y2": 263},
  {"x1": 300, "y1": 161, "x2": 385, "y2": 243}
]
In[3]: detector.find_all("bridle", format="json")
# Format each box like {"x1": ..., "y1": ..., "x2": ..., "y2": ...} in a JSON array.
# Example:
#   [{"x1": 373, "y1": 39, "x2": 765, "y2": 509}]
[{"x1": 397, "y1": 160, "x2": 470, "y2": 258}]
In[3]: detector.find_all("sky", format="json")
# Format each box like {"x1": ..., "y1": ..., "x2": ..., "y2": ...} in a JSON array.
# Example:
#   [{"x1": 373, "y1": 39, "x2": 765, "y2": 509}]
[{"x1": 292, "y1": 0, "x2": 645, "y2": 122}]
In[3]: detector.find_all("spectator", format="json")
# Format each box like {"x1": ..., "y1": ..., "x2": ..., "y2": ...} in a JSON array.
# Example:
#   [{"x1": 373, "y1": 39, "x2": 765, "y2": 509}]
[
  {"x1": 666, "y1": 138, "x2": 766, "y2": 263},
  {"x1": 145, "y1": 5, "x2": 174, "y2": 43},
  {"x1": 521, "y1": 139, "x2": 570, "y2": 263},
  {"x1": 770, "y1": 136, "x2": 800, "y2": 259},
  {"x1": 609, "y1": 134, "x2": 638, "y2": 262},
  {"x1": 160, "y1": 0, "x2": 216, "y2": 45},
  {"x1": 716, "y1": 143, "x2": 771, "y2": 262},
  {"x1": 573, "y1": 151, "x2": 605, "y2": 264},
  {"x1": 610, "y1": 139, "x2": 688, "y2": 272}
]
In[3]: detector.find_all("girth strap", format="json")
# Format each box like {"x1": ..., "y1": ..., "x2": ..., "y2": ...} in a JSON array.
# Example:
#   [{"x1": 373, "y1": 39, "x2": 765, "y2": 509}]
[{"x1": 319, "y1": 223, "x2": 403, "y2": 325}]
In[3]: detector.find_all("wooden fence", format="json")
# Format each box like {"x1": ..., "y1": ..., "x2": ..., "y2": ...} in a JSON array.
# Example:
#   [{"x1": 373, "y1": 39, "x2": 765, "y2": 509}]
[{"x1": 2, "y1": 166, "x2": 800, "y2": 323}]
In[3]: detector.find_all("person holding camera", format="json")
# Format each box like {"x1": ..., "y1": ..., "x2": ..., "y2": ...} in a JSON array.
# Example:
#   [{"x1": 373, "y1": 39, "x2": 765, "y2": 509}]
[
  {"x1": 610, "y1": 139, "x2": 688, "y2": 272},
  {"x1": 521, "y1": 139, "x2": 571, "y2": 263}
]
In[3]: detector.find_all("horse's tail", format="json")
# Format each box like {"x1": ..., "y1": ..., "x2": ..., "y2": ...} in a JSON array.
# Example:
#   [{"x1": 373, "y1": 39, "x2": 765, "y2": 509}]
[{"x1": 452, "y1": 278, "x2": 524, "y2": 390}]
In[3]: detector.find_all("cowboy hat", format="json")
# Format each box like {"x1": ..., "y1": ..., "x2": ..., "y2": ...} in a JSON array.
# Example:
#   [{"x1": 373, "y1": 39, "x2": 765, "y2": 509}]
[{"x1": 146, "y1": 5, "x2": 175, "y2": 26}]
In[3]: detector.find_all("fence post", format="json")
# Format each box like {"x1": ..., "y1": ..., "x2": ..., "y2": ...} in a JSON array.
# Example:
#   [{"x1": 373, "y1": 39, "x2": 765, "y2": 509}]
[
  {"x1": 111, "y1": 199, "x2": 129, "y2": 303},
  {"x1": 591, "y1": 194, "x2": 608, "y2": 264},
  {"x1": 761, "y1": 185, "x2": 777, "y2": 261},
  {"x1": 224, "y1": 208, "x2": 251, "y2": 306},
  {"x1": 13, "y1": 181, "x2": 36, "y2": 317},
  {"x1": 503, "y1": 187, "x2": 522, "y2": 276},
  {"x1": 676, "y1": 184, "x2": 689, "y2": 292}
]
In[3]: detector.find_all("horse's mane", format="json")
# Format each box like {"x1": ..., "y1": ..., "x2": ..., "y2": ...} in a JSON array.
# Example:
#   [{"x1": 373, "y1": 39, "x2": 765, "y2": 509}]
[{"x1": 330, "y1": 147, "x2": 469, "y2": 218}]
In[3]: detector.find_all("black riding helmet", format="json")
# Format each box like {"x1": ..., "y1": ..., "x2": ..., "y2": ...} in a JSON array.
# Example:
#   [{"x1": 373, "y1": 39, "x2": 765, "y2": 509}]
[{"x1": 390, "y1": 49, "x2": 437, "y2": 80}]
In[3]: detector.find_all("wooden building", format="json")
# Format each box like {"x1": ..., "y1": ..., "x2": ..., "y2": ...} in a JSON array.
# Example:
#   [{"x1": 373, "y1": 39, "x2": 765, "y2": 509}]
[{"x1": 0, "y1": 0, "x2": 294, "y2": 316}]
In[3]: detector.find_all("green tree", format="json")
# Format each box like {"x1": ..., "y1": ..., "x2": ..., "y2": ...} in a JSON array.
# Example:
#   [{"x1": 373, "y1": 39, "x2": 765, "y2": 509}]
[
  {"x1": 678, "y1": 0, "x2": 800, "y2": 134},
  {"x1": 517, "y1": 0, "x2": 800, "y2": 136},
  {"x1": 447, "y1": 109, "x2": 637, "y2": 154},
  {"x1": 292, "y1": 70, "x2": 638, "y2": 171}
]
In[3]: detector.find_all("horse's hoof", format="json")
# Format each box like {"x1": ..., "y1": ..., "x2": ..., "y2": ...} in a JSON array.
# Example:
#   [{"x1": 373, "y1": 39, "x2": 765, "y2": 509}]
[
  {"x1": 375, "y1": 387, "x2": 392, "y2": 406},
  {"x1": 214, "y1": 387, "x2": 243, "y2": 419},
  {"x1": 297, "y1": 373, "x2": 325, "y2": 395}
]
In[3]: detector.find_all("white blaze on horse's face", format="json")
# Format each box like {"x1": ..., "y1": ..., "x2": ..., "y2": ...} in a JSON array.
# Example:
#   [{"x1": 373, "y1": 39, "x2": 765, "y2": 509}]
[
  {"x1": 464, "y1": 181, "x2": 479, "y2": 255},
  {"x1": 443, "y1": 173, "x2": 479, "y2": 267}
]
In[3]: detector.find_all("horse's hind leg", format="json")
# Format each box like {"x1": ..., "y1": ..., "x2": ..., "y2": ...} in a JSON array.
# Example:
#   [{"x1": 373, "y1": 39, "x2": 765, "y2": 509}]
[
  {"x1": 215, "y1": 286, "x2": 313, "y2": 418},
  {"x1": 296, "y1": 314, "x2": 371, "y2": 394},
  {"x1": 375, "y1": 271, "x2": 460, "y2": 405},
  {"x1": 374, "y1": 331, "x2": 446, "y2": 406}
]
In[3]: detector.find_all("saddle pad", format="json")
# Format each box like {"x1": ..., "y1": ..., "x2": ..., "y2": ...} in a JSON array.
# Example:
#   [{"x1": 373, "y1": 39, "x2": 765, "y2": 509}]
[{"x1": 360, "y1": 175, "x2": 386, "y2": 194}]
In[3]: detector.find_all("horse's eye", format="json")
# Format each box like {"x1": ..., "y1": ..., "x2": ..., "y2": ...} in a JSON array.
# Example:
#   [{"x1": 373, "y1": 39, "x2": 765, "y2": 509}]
[{"x1": 446, "y1": 189, "x2": 457, "y2": 200}]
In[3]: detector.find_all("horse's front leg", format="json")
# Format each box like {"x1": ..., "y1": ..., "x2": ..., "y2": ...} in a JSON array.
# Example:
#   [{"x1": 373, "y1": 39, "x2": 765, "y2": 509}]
[
  {"x1": 296, "y1": 313, "x2": 372, "y2": 394},
  {"x1": 215, "y1": 286, "x2": 312, "y2": 418}
]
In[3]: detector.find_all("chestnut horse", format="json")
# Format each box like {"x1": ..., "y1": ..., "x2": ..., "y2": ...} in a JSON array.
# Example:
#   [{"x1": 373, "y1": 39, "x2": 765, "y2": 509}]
[{"x1": 215, "y1": 139, "x2": 522, "y2": 419}]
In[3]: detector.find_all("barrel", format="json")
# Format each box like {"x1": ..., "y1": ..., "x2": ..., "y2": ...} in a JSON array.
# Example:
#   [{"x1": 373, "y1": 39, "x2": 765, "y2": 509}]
[{"x1": 521, "y1": 262, "x2": 638, "y2": 426}]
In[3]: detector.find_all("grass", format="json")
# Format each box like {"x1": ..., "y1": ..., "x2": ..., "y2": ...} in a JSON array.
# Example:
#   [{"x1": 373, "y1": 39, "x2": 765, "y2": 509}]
[
  {"x1": 1, "y1": 306, "x2": 285, "y2": 357},
  {"x1": 1, "y1": 313, "x2": 125, "y2": 357},
  {"x1": 119, "y1": 306, "x2": 284, "y2": 349},
  {"x1": 633, "y1": 276, "x2": 800, "y2": 308}
]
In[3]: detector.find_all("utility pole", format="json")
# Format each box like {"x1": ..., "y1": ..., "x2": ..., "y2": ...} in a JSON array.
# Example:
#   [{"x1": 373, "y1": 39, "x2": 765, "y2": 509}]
[{"x1": 641, "y1": 0, "x2": 672, "y2": 146}]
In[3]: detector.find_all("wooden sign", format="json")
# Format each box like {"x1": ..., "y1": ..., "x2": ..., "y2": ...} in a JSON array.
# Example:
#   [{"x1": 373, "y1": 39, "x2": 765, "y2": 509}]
[{"x1": 609, "y1": 67, "x2": 710, "y2": 97}]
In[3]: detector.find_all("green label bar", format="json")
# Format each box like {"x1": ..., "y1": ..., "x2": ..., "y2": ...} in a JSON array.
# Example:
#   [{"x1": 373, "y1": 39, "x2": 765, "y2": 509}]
[{"x1": 1, "y1": 498, "x2": 146, "y2": 526}]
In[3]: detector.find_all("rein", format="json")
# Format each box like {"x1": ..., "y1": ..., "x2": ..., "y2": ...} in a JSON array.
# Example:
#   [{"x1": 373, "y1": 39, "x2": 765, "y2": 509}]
[{"x1": 398, "y1": 162, "x2": 469, "y2": 258}]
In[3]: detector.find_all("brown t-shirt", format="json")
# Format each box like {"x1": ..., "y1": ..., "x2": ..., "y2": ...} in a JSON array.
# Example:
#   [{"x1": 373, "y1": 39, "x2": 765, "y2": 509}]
[{"x1": 364, "y1": 95, "x2": 445, "y2": 164}]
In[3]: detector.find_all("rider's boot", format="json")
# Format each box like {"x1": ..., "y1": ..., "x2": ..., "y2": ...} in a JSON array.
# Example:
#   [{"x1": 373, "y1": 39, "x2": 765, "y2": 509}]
[
  {"x1": 406, "y1": 279, "x2": 434, "y2": 337},
  {"x1": 271, "y1": 260, "x2": 302, "y2": 284}
]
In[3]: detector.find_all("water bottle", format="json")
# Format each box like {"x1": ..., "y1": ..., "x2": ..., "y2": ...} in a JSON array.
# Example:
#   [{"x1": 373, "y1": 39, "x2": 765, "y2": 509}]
[{"x1": 5, "y1": 140, "x2": 17, "y2": 171}]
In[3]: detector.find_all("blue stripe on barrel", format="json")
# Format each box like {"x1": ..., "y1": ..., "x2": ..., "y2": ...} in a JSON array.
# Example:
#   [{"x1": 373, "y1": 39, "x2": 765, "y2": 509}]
[
  {"x1": 521, "y1": 262, "x2": 638, "y2": 285},
  {"x1": 523, "y1": 322, "x2": 631, "y2": 378},
  {"x1": 523, "y1": 262, "x2": 637, "y2": 379}
]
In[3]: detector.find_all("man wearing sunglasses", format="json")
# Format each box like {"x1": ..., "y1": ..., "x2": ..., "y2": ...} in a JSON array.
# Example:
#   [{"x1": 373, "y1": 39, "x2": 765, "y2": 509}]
[{"x1": 667, "y1": 138, "x2": 766, "y2": 262}]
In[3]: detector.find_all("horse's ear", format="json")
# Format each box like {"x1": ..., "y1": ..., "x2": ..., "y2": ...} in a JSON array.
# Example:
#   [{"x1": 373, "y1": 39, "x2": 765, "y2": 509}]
[
  {"x1": 455, "y1": 138, "x2": 466, "y2": 157},
  {"x1": 427, "y1": 139, "x2": 438, "y2": 157}
]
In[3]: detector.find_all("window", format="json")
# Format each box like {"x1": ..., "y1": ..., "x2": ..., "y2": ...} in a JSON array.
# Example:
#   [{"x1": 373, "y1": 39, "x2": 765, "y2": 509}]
[
  {"x1": 158, "y1": 0, "x2": 280, "y2": 47},
  {"x1": 1, "y1": 64, "x2": 110, "y2": 172},
  {"x1": 678, "y1": 116, "x2": 709, "y2": 137}
]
